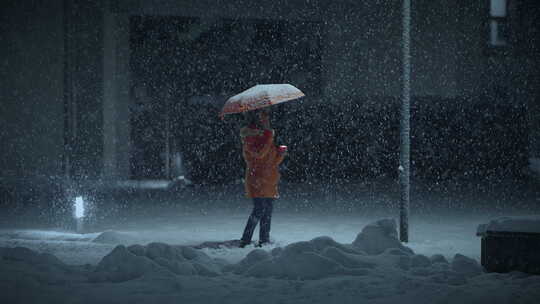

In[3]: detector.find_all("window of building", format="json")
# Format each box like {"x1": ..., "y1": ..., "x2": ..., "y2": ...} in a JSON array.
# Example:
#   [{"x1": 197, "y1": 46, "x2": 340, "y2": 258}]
[{"x1": 489, "y1": 0, "x2": 509, "y2": 47}]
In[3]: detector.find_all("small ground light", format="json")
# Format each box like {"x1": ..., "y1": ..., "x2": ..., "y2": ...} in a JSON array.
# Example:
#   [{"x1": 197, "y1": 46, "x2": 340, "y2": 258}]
[{"x1": 74, "y1": 196, "x2": 85, "y2": 233}]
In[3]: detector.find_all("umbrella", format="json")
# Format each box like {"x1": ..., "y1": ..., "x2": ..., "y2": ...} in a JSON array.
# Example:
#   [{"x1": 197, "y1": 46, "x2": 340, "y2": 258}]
[{"x1": 219, "y1": 84, "x2": 305, "y2": 118}]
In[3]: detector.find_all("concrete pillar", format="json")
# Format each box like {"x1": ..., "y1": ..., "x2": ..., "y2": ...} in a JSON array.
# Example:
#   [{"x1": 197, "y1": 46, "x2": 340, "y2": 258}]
[{"x1": 103, "y1": 11, "x2": 131, "y2": 180}]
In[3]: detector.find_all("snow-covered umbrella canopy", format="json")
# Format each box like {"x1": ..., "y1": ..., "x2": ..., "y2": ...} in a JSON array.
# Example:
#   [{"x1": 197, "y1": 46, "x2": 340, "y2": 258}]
[{"x1": 220, "y1": 84, "x2": 305, "y2": 118}]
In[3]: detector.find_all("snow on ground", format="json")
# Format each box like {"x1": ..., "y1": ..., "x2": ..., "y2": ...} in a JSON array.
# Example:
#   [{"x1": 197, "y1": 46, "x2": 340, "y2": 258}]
[
  {"x1": 1, "y1": 180, "x2": 539, "y2": 303},
  {"x1": 2, "y1": 217, "x2": 540, "y2": 304},
  {"x1": 0, "y1": 211, "x2": 485, "y2": 265}
]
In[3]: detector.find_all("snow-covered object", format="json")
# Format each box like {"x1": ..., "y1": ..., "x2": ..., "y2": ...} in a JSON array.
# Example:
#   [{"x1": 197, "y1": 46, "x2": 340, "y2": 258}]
[
  {"x1": 91, "y1": 245, "x2": 164, "y2": 282},
  {"x1": 225, "y1": 249, "x2": 271, "y2": 274},
  {"x1": 352, "y1": 219, "x2": 414, "y2": 255},
  {"x1": 0, "y1": 246, "x2": 66, "y2": 268},
  {"x1": 92, "y1": 230, "x2": 137, "y2": 245},
  {"x1": 220, "y1": 84, "x2": 305, "y2": 116},
  {"x1": 91, "y1": 243, "x2": 222, "y2": 282},
  {"x1": 0, "y1": 247, "x2": 86, "y2": 288},
  {"x1": 225, "y1": 233, "x2": 482, "y2": 281},
  {"x1": 477, "y1": 216, "x2": 540, "y2": 235},
  {"x1": 233, "y1": 237, "x2": 374, "y2": 279},
  {"x1": 410, "y1": 254, "x2": 432, "y2": 268},
  {"x1": 430, "y1": 254, "x2": 449, "y2": 264},
  {"x1": 114, "y1": 179, "x2": 172, "y2": 190},
  {"x1": 451, "y1": 254, "x2": 483, "y2": 277}
]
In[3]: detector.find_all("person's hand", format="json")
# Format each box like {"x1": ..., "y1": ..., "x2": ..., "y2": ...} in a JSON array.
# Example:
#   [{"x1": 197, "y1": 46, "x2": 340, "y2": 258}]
[{"x1": 278, "y1": 145, "x2": 288, "y2": 157}]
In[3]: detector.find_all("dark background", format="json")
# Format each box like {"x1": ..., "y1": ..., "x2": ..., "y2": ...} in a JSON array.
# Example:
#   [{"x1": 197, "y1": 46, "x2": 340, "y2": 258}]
[{"x1": 1, "y1": 0, "x2": 539, "y2": 211}]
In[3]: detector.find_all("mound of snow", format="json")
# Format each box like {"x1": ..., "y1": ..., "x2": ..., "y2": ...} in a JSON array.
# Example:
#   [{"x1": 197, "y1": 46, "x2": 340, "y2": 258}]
[
  {"x1": 1, "y1": 246, "x2": 65, "y2": 267},
  {"x1": 0, "y1": 219, "x2": 495, "y2": 304},
  {"x1": 225, "y1": 219, "x2": 483, "y2": 281},
  {"x1": 91, "y1": 245, "x2": 164, "y2": 282},
  {"x1": 0, "y1": 218, "x2": 483, "y2": 287},
  {"x1": 0, "y1": 247, "x2": 87, "y2": 289},
  {"x1": 90, "y1": 242, "x2": 223, "y2": 282},
  {"x1": 228, "y1": 236, "x2": 374, "y2": 280},
  {"x1": 352, "y1": 219, "x2": 414, "y2": 255},
  {"x1": 430, "y1": 254, "x2": 449, "y2": 264},
  {"x1": 451, "y1": 254, "x2": 483, "y2": 277},
  {"x1": 410, "y1": 254, "x2": 432, "y2": 268},
  {"x1": 92, "y1": 230, "x2": 137, "y2": 245},
  {"x1": 224, "y1": 249, "x2": 272, "y2": 274}
]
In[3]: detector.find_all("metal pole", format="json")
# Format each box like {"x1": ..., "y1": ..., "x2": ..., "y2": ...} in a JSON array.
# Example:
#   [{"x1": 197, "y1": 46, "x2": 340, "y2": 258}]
[
  {"x1": 63, "y1": 0, "x2": 72, "y2": 180},
  {"x1": 400, "y1": 0, "x2": 411, "y2": 243},
  {"x1": 76, "y1": 217, "x2": 84, "y2": 234},
  {"x1": 165, "y1": 91, "x2": 171, "y2": 179}
]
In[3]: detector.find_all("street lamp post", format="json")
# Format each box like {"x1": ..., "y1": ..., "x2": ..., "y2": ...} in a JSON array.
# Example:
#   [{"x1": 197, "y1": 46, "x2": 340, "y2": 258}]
[
  {"x1": 400, "y1": 0, "x2": 412, "y2": 243},
  {"x1": 74, "y1": 196, "x2": 85, "y2": 234}
]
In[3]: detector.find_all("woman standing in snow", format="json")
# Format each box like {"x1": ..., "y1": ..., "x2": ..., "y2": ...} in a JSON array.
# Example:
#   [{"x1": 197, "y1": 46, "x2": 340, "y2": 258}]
[{"x1": 239, "y1": 108, "x2": 287, "y2": 248}]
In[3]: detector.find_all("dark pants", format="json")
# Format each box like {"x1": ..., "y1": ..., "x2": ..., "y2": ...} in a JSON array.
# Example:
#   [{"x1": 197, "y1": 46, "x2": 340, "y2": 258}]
[{"x1": 241, "y1": 198, "x2": 274, "y2": 243}]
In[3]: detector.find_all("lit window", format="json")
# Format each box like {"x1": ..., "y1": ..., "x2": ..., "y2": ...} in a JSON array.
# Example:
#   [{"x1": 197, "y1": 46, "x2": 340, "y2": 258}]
[
  {"x1": 490, "y1": 0, "x2": 507, "y2": 17},
  {"x1": 489, "y1": 0, "x2": 508, "y2": 47}
]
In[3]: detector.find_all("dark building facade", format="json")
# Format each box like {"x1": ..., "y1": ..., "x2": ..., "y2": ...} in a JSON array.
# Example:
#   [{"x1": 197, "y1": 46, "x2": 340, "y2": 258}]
[{"x1": 1, "y1": 0, "x2": 539, "y2": 198}]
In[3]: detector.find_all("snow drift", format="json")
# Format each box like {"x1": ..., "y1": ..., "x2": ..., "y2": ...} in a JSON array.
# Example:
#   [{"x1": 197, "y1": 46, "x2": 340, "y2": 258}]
[
  {"x1": 225, "y1": 218, "x2": 482, "y2": 282},
  {"x1": 3, "y1": 219, "x2": 540, "y2": 304},
  {"x1": 1, "y1": 219, "x2": 485, "y2": 283},
  {"x1": 90, "y1": 242, "x2": 224, "y2": 282}
]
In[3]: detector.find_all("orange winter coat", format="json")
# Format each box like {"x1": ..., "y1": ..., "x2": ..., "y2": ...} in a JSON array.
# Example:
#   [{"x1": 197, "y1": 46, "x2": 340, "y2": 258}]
[{"x1": 242, "y1": 127, "x2": 285, "y2": 198}]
